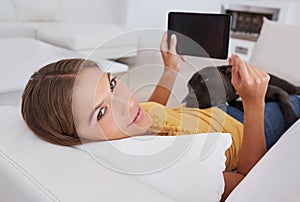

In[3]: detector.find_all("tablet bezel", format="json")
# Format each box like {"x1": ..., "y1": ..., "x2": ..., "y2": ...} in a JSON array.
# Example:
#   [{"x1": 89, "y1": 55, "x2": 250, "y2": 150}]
[{"x1": 168, "y1": 12, "x2": 231, "y2": 59}]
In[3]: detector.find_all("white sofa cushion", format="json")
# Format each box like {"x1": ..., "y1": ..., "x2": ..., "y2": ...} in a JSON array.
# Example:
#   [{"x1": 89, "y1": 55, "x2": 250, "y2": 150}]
[
  {"x1": 0, "y1": 0, "x2": 16, "y2": 21},
  {"x1": 0, "y1": 37, "x2": 82, "y2": 93},
  {"x1": 0, "y1": 106, "x2": 172, "y2": 201},
  {"x1": 75, "y1": 133, "x2": 231, "y2": 201},
  {"x1": 12, "y1": 0, "x2": 62, "y2": 22},
  {"x1": 36, "y1": 22, "x2": 139, "y2": 59},
  {"x1": 249, "y1": 18, "x2": 300, "y2": 85},
  {"x1": 0, "y1": 22, "x2": 46, "y2": 38}
]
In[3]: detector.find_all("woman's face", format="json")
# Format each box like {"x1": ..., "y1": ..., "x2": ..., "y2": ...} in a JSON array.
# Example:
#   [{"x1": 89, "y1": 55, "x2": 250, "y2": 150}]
[{"x1": 72, "y1": 67, "x2": 151, "y2": 141}]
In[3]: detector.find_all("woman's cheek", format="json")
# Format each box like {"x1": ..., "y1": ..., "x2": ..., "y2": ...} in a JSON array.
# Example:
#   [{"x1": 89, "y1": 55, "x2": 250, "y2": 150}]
[
  {"x1": 100, "y1": 123, "x2": 119, "y2": 139},
  {"x1": 98, "y1": 112, "x2": 127, "y2": 140}
]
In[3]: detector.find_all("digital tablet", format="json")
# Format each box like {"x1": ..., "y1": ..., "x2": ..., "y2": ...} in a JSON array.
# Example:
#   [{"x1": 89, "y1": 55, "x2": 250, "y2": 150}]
[{"x1": 168, "y1": 12, "x2": 231, "y2": 59}]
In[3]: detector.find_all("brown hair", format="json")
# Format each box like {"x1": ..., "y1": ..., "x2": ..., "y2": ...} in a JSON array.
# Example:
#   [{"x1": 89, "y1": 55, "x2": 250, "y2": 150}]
[{"x1": 21, "y1": 58, "x2": 99, "y2": 146}]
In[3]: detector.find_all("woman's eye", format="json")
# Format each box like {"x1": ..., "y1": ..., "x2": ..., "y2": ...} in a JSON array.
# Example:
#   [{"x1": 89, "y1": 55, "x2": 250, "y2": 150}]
[
  {"x1": 97, "y1": 107, "x2": 106, "y2": 121},
  {"x1": 110, "y1": 76, "x2": 117, "y2": 92}
]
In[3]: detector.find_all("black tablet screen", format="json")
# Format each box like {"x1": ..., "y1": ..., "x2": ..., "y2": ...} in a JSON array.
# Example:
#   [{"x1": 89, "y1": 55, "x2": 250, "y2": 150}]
[{"x1": 168, "y1": 12, "x2": 231, "y2": 59}]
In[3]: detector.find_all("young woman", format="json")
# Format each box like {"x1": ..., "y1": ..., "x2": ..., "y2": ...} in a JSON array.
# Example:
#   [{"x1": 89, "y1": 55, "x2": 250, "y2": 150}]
[{"x1": 21, "y1": 33, "x2": 299, "y2": 201}]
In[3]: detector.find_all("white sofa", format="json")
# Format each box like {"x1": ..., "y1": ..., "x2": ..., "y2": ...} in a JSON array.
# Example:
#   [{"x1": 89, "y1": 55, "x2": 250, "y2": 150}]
[
  {"x1": 0, "y1": 17, "x2": 300, "y2": 202},
  {"x1": 0, "y1": 0, "x2": 138, "y2": 60}
]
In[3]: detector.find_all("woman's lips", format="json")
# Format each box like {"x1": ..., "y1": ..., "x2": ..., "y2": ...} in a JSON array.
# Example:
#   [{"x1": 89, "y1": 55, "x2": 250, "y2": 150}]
[{"x1": 127, "y1": 106, "x2": 143, "y2": 127}]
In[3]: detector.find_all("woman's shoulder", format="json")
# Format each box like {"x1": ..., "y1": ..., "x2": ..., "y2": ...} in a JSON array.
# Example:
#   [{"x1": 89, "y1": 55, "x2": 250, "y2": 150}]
[
  {"x1": 140, "y1": 101, "x2": 187, "y2": 110},
  {"x1": 139, "y1": 101, "x2": 228, "y2": 113},
  {"x1": 140, "y1": 101, "x2": 210, "y2": 113},
  {"x1": 139, "y1": 102, "x2": 167, "y2": 112}
]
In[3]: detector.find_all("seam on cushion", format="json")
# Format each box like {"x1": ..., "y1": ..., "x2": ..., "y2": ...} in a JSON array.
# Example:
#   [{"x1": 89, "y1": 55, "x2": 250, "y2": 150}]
[
  {"x1": 0, "y1": 149, "x2": 60, "y2": 201},
  {"x1": 132, "y1": 176, "x2": 176, "y2": 201}
]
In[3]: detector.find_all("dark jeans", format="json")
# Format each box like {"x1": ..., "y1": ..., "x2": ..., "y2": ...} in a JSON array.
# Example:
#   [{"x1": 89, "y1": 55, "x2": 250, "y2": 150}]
[{"x1": 218, "y1": 95, "x2": 300, "y2": 150}]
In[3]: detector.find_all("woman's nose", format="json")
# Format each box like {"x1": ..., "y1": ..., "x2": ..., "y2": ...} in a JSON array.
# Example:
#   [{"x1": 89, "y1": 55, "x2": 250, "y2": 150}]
[
  {"x1": 114, "y1": 95, "x2": 134, "y2": 115},
  {"x1": 111, "y1": 84, "x2": 134, "y2": 115}
]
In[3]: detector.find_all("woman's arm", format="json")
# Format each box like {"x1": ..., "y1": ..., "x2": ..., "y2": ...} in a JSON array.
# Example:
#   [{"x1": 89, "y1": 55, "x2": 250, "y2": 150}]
[
  {"x1": 148, "y1": 32, "x2": 184, "y2": 105},
  {"x1": 221, "y1": 55, "x2": 270, "y2": 201}
]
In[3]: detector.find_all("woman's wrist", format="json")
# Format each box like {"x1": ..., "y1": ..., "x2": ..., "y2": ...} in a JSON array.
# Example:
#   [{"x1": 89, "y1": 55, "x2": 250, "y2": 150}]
[
  {"x1": 158, "y1": 67, "x2": 177, "y2": 89},
  {"x1": 243, "y1": 101, "x2": 265, "y2": 112},
  {"x1": 163, "y1": 67, "x2": 178, "y2": 77},
  {"x1": 148, "y1": 66, "x2": 178, "y2": 105},
  {"x1": 243, "y1": 102, "x2": 265, "y2": 124}
]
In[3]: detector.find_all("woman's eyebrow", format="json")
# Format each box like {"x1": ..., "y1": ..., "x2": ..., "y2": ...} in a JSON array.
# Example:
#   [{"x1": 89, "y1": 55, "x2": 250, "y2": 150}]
[
  {"x1": 88, "y1": 72, "x2": 110, "y2": 124},
  {"x1": 107, "y1": 72, "x2": 111, "y2": 83}
]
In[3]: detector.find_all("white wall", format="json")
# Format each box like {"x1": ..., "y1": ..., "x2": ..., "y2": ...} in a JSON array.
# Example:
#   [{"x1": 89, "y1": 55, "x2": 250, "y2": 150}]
[
  {"x1": 62, "y1": 0, "x2": 231, "y2": 27},
  {"x1": 126, "y1": 0, "x2": 225, "y2": 29},
  {"x1": 62, "y1": 0, "x2": 128, "y2": 25},
  {"x1": 62, "y1": 0, "x2": 300, "y2": 28}
]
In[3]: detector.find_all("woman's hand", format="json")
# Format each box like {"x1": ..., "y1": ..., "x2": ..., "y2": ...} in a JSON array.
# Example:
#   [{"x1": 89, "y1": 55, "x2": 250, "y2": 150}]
[
  {"x1": 230, "y1": 54, "x2": 270, "y2": 107},
  {"x1": 160, "y1": 32, "x2": 185, "y2": 73},
  {"x1": 148, "y1": 32, "x2": 185, "y2": 105}
]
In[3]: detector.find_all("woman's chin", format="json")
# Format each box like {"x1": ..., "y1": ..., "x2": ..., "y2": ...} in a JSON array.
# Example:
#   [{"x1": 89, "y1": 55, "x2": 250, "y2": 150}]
[{"x1": 124, "y1": 120, "x2": 151, "y2": 138}]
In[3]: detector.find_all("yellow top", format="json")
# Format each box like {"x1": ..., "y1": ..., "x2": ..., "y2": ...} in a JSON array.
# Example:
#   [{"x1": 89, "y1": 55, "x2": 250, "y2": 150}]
[{"x1": 140, "y1": 102, "x2": 244, "y2": 171}]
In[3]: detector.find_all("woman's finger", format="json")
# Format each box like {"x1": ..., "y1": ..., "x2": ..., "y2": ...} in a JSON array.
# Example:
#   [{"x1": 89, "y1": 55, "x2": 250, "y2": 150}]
[
  {"x1": 160, "y1": 32, "x2": 168, "y2": 52},
  {"x1": 252, "y1": 65, "x2": 270, "y2": 84},
  {"x1": 245, "y1": 63, "x2": 257, "y2": 79},
  {"x1": 231, "y1": 55, "x2": 244, "y2": 87},
  {"x1": 252, "y1": 65, "x2": 266, "y2": 77},
  {"x1": 232, "y1": 55, "x2": 249, "y2": 83},
  {"x1": 231, "y1": 60, "x2": 241, "y2": 87},
  {"x1": 247, "y1": 64, "x2": 264, "y2": 80},
  {"x1": 248, "y1": 64, "x2": 262, "y2": 82},
  {"x1": 228, "y1": 56, "x2": 232, "y2": 64},
  {"x1": 169, "y1": 34, "x2": 177, "y2": 53},
  {"x1": 180, "y1": 55, "x2": 186, "y2": 62}
]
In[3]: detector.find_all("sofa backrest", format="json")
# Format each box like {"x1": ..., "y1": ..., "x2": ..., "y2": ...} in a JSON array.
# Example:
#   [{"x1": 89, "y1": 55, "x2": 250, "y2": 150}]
[
  {"x1": 249, "y1": 18, "x2": 300, "y2": 85},
  {"x1": 0, "y1": 0, "x2": 16, "y2": 21},
  {"x1": 0, "y1": 0, "x2": 62, "y2": 22}
]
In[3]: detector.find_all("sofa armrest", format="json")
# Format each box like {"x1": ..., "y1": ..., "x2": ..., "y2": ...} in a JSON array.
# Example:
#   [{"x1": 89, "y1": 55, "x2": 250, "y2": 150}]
[{"x1": 226, "y1": 119, "x2": 300, "y2": 201}]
